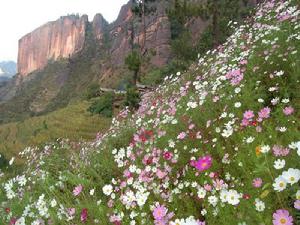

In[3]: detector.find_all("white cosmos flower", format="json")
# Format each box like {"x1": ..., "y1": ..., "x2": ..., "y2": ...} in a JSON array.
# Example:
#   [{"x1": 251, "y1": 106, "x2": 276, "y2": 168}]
[
  {"x1": 234, "y1": 102, "x2": 241, "y2": 108},
  {"x1": 208, "y1": 195, "x2": 218, "y2": 207},
  {"x1": 187, "y1": 101, "x2": 198, "y2": 109},
  {"x1": 102, "y1": 184, "x2": 113, "y2": 196},
  {"x1": 255, "y1": 199, "x2": 265, "y2": 212},
  {"x1": 50, "y1": 199, "x2": 57, "y2": 207},
  {"x1": 273, "y1": 176, "x2": 287, "y2": 192},
  {"x1": 296, "y1": 190, "x2": 300, "y2": 200},
  {"x1": 258, "y1": 98, "x2": 264, "y2": 103},
  {"x1": 197, "y1": 187, "x2": 206, "y2": 199},
  {"x1": 274, "y1": 159, "x2": 285, "y2": 170},
  {"x1": 260, "y1": 145, "x2": 270, "y2": 153},
  {"x1": 227, "y1": 189, "x2": 241, "y2": 205},
  {"x1": 9, "y1": 157, "x2": 15, "y2": 165},
  {"x1": 220, "y1": 189, "x2": 228, "y2": 203},
  {"x1": 90, "y1": 189, "x2": 95, "y2": 196},
  {"x1": 15, "y1": 217, "x2": 26, "y2": 225},
  {"x1": 282, "y1": 168, "x2": 300, "y2": 185}
]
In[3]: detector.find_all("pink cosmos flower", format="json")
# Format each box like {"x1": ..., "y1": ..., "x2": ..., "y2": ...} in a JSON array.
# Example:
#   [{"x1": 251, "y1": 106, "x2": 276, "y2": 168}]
[
  {"x1": 256, "y1": 126, "x2": 262, "y2": 132},
  {"x1": 241, "y1": 118, "x2": 250, "y2": 126},
  {"x1": 156, "y1": 169, "x2": 167, "y2": 179},
  {"x1": 68, "y1": 208, "x2": 76, "y2": 216},
  {"x1": 204, "y1": 184, "x2": 212, "y2": 191},
  {"x1": 272, "y1": 145, "x2": 290, "y2": 157},
  {"x1": 252, "y1": 178, "x2": 263, "y2": 188},
  {"x1": 73, "y1": 184, "x2": 83, "y2": 196},
  {"x1": 258, "y1": 107, "x2": 271, "y2": 119},
  {"x1": 226, "y1": 69, "x2": 244, "y2": 85},
  {"x1": 272, "y1": 209, "x2": 293, "y2": 225},
  {"x1": 283, "y1": 106, "x2": 294, "y2": 116},
  {"x1": 243, "y1": 110, "x2": 255, "y2": 120},
  {"x1": 177, "y1": 132, "x2": 187, "y2": 140},
  {"x1": 81, "y1": 208, "x2": 88, "y2": 223},
  {"x1": 195, "y1": 155, "x2": 212, "y2": 172},
  {"x1": 153, "y1": 204, "x2": 168, "y2": 220},
  {"x1": 294, "y1": 200, "x2": 300, "y2": 210}
]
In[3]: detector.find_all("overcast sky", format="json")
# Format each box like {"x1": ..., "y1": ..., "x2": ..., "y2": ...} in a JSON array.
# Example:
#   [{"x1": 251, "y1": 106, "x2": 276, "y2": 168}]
[{"x1": 0, "y1": 0, "x2": 128, "y2": 62}]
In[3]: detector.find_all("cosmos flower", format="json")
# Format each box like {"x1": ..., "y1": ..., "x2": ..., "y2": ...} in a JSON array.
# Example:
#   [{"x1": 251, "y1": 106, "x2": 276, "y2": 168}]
[
  {"x1": 272, "y1": 209, "x2": 293, "y2": 225},
  {"x1": 252, "y1": 178, "x2": 263, "y2": 188},
  {"x1": 282, "y1": 168, "x2": 300, "y2": 185},
  {"x1": 153, "y1": 204, "x2": 168, "y2": 221},
  {"x1": 194, "y1": 155, "x2": 212, "y2": 172},
  {"x1": 81, "y1": 208, "x2": 88, "y2": 223},
  {"x1": 258, "y1": 107, "x2": 271, "y2": 119},
  {"x1": 273, "y1": 176, "x2": 287, "y2": 192},
  {"x1": 294, "y1": 200, "x2": 300, "y2": 210},
  {"x1": 283, "y1": 106, "x2": 294, "y2": 116},
  {"x1": 73, "y1": 184, "x2": 83, "y2": 196},
  {"x1": 243, "y1": 110, "x2": 255, "y2": 120}
]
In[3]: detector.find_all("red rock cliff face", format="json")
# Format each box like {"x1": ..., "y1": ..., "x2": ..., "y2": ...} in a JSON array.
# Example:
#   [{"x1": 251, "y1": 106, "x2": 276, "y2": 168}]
[{"x1": 18, "y1": 15, "x2": 88, "y2": 76}]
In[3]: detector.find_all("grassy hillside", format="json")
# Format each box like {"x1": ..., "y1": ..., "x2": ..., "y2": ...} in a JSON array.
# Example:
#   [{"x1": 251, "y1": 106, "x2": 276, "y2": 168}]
[
  {"x1": 0, "y1": 101, "x2": 111, "y2": 164},
  {"x1": 0, "y1": 1, "x2": 299, "y2": 224}
]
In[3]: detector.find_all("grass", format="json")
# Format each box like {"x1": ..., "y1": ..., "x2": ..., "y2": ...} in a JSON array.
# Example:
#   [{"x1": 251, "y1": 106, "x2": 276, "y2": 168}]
[{"x1": 0, "y1": 101, "x2": 111, "y2": 164}]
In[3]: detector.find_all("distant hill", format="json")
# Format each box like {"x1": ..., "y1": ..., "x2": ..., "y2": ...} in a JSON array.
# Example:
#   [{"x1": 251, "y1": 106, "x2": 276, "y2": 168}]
[{"x1": 0, "y1": 61, "x2": 16, "y2": 81}]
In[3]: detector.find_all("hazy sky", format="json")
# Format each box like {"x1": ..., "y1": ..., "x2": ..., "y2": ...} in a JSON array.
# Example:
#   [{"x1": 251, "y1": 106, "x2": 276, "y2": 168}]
[{"x1": 0, "y1": 0, "x2": 128, "y2": 61}]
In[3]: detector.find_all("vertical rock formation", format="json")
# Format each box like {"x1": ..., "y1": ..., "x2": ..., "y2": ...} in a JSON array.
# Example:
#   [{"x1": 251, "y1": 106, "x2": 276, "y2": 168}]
[
  {"x1": 108, "y1": 1, "x2": 172, "y2": 68},
  {"x1": 92, "y1": 14, "x2": 108, "y2": 44},
  {"x1": 17, "y1": 15, "x2": 88, "y2": 76}
]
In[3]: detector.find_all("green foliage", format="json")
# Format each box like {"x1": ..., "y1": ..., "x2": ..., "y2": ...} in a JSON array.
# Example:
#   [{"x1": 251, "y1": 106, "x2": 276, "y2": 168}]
[
  {"x1": 125, "y1": 51, "x2": 141, "y2": 73},
  {"x1": 141, "y1": 68, "x2": 164, "y2": 86},
  {"x1": 124, "y1": 87, "x2": 140, "y2": 109},
  {"x1": 125, "y1": 51, "x2": 142, "y2": 84},
  {"x1": 84, "y1": 83, "x2": 100, "y2": 100},
  {"x1": 171, "y1": 31, "x2": 196, "y2": 61},
  {"x1": 88, "y1": 92, "x2": 115, "y2": 117},
  {"x1": 0, "y1": 153, "x2": 8, "y2": 169}
]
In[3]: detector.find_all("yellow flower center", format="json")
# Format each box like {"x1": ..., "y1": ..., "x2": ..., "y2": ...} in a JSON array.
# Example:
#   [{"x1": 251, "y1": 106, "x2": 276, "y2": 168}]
[
  {"x1": 290, "y1": 177, "x2": 295, "y2": 181},
  {"x1": 280, "y1": 218, "x2": 286, "y2": 224},
  {"x1": 279, "y1": 182, "x2": 284, "y2": 187}
]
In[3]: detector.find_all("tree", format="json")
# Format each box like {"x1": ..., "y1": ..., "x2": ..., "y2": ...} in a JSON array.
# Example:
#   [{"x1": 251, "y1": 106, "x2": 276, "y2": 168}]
[
  {"x1": 125, "y1": 50, "x2": 142, "y2": 85},
  {"x1": 88, "y1": 92, "x2": 115, "y2": 117},
  {"x1": 131, "y1": 0, "x2": 157, "y2": 53}
]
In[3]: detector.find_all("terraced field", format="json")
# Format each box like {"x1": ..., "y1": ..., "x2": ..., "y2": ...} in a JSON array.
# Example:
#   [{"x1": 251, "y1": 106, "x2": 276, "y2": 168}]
[{"x1": 0, "y1": 101, "x2": 111, "y2": 164}]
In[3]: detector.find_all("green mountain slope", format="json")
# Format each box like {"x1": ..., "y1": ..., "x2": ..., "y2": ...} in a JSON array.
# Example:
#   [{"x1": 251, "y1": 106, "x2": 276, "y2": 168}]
[
  {"x1": 0, "y1": 101, "x2": 111, "y2": 165},
  {"x1": 0, "y1": 0, "x2": 299, "y2": 224}
]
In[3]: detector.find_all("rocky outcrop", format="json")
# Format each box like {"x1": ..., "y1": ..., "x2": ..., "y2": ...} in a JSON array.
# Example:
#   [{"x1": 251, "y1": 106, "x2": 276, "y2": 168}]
[
  {"x1": 17, "y1": 15, "x2": 88, "y2": 76},
  {"x1": 93, "y1": 14, "x2": 108, "y2": 44},
  {"x1": 108, "y1": 1, "x2": 172, "y2": 68}
]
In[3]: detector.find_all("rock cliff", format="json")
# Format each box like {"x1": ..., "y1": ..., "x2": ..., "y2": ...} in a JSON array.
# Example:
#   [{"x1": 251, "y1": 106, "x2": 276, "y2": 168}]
[{"x1": 17, "y1": 15, "x2": 88, "y2": 76}]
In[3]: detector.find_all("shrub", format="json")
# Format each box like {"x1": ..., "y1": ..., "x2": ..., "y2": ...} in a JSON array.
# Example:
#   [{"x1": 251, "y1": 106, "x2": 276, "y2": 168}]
[
  {"x1": 0, "y1": 153, "x2": 8, "y2": 169},
  {"x1": 88, "y1": 92, "x2": 114, "y2": 117},
  {"x1": 84, "y1": 83, "x2": 100, "y2": 100},
  {"x1": 141, "y1": 68, "x2": 164, "y2": 86},
  {"x1": 124, "y1": 87, "x2": 140, "y2": 109}
]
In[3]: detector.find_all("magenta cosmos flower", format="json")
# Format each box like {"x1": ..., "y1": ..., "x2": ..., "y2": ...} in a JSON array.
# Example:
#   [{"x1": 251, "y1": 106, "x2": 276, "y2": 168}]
[
  {"x1": 273, "y1": 209, "x2": 293, "y2": 225},
  {"x1": 73, "y1": 184, "x2": 83, "y2": 196},
  {"x1": 195, "y1": 155, "x2": 212, "y2": 172},
  {"x1": 80, "y1": 208, "x2": 88, "y2": 223},
  {"x1": 153, "y1": 204, "x2": 168, "y2": 220}
]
